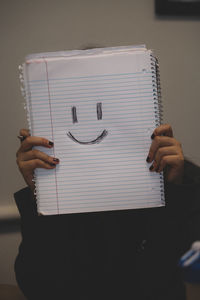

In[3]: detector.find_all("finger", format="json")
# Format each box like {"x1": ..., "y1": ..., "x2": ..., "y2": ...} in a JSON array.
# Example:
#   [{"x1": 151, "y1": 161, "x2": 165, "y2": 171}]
[
  {"x1": 155, "y1": 155, "x2": 183, "y2": 173},
  {"x1": 17, "y1": 135, "x2": 27, "y2": 142},
  {"x1": 19, "y1": 129, "x2": 30, "y2": 137},
  {"x1": 18, "y1": 149, "x2": 59, "y2": 165},
  {"x1": 18, "y1": 159, "x2": 57, "y2": 173},
  {"x1": 147, "y1": 136, "x2": 179, "y2": 163},
  {"x1": 154, "y1": 146, "x2": 180, "y2": 167},
  {"x1": 18, "y1": 129, "x2": 30, "y2": 143},
  {"x1": 151, "y1": 124, "x2": 173, "y2": 139},
  {"x1": 18, "y1": 136, "x2": 54, "y2": 152}
]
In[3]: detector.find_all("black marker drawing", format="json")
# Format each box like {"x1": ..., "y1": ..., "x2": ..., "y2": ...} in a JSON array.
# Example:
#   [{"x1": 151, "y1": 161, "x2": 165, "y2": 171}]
[
  {"x1": 67, "y1": 129, "x2": 108, "y2": 145},
  {"x1": 67, "y1": 102, "x2": 108, "y2": 145},
  {"x1": 97, "y1": 102, "x2": 102, "y2": 120},
  {"x1": 71, "y1": 106, "x2": 78, "y2": 123}
]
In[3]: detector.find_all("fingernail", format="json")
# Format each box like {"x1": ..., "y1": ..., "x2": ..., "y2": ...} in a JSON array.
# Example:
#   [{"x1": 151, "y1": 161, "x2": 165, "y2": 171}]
[
  {"x1": 149, "y1": 164, "x2": 154, "y2": 171},
  {"x1": 53, "y1": 158, "x2": 59, "y2": 163},
  {"x1": 151, "y1": 133, "x2": 155, "y2": 139},
  {"x1": 49, "y1": 163, "x2": 56, "y2": 167},
  {"x1": 17, "y1": 135, "x2": 26, "y2": 142},
  {"x1": 146, "y1": 156, "x2": 150, "y2": 163},
  {"x1": 49, "y1": 141, "x2": 54, "y2": 146}
]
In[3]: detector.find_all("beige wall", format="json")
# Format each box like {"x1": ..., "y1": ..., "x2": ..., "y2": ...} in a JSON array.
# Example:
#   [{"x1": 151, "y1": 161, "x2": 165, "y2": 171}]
[
  {"x1": 0, "y1": 0, "x2": 200, "y2": 285},
  {"x1": 0, "y1": 231, "x2": 21, "y2": 285}
]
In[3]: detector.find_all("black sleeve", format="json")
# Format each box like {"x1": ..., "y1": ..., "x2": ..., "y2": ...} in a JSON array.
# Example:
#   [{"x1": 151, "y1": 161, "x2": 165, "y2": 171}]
[
  {"x1": 165, "y1": 160, "x2": 200, "y2": 211},
  {"x1": 165, "y1": 160, "x2": 200, "y2": 249},
  {"x1": 14, "y1": 187, "x2": 38, "y2": 240},
  {"x1": 14, "y1": 187, "x2": 37, "y2": 217}
]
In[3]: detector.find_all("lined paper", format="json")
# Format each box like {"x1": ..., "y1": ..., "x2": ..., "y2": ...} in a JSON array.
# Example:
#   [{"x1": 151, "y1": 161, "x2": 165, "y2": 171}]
[{"x1": 23, "y1": 47, "x2": 165, "y2": 215}]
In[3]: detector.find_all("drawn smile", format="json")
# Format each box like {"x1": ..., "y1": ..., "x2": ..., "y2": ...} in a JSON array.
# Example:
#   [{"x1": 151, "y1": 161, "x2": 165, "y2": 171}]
[{"x1": 67, "y1": 129, "x2": 108, "y2": 145}]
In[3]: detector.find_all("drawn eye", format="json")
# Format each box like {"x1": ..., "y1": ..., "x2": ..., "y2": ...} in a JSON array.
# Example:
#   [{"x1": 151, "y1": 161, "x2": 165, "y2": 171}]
[
  {"x1": 97, "y1": 102, "x2": 102, "y2": 120},
  {"x1": 71, "y1": 103, "x2": 102, "y2": 123},
  {"x1": 71, "y1": 106, "x2": 78, "y2": 123}
]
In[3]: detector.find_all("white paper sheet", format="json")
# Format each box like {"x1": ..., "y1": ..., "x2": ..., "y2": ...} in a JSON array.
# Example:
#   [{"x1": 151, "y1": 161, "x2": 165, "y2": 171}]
[{"x1": 23, "y1": 46, "x2": 165, "y2": 215}]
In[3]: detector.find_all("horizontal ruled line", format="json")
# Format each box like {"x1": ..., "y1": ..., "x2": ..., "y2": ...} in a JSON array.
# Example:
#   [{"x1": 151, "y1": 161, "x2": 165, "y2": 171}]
[
  {"x1": 38, "y1": 201, "x2": 162, "y2": 212},
  {"x1": 36, "y1": 191, "x2": 161, "y2": 201},
  {"x1": 30, "y1": 80, "x2": 153, "y2": 92},
  {"x1": 37, "y1": 173, "x2": 158, "y2": 184},
  {"x1": 36, "y1": 166, "x2": 159, "y2": 176},
  {"x1": 30, "y1": 87, "x2": 154, "y2": 99},
  {"x1": 38, "y1": 180, "x2": 160, "y2": 189},
  {"x1": 28, "y1": 72, "x2": 152, "y2": 84},
  {"x1": 30, "y1": 96, "x2": 155, "y2": 107},
  {"x1": 37, "y1": 183, "x2": 159, "y2": 193},
  {"x1": 32, "y1": 121, "x2": 155, "y2": 130},
  {"x1": 30, "y1": 90, "x2": 154, "y2": 101}
]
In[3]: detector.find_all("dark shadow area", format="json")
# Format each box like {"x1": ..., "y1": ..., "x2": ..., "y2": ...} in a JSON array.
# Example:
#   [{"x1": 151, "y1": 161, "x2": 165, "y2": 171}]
[
  {"x1": 155, "y1": 15, "x2": 200, "y2": 21},
  {"x1": 155, "y1": 0, "x2": 200, "y2": 18}
]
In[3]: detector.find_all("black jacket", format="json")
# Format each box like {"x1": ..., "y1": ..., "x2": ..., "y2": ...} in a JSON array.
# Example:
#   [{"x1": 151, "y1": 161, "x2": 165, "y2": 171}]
[{"x1": 14, "y1": 161, "x2": 200, "y2": 300}]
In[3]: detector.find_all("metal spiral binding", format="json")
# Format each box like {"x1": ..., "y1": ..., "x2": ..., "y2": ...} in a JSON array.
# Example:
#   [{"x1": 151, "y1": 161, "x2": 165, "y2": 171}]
[
  {"x1": 150, "y1": 54, "x2": 163, "y2": 127},
  {"x1": 150, "y1": 53, "x2": 165, "y2": 205}
]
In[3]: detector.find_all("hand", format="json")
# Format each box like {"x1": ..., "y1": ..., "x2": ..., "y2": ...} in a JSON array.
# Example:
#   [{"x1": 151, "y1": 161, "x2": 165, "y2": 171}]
[
  {"x1": 16, "y1": 129, "x2": 59, "y2": 192},
  {"x1": 146, "y1": 124, "x2": 184, "y2": 184}
]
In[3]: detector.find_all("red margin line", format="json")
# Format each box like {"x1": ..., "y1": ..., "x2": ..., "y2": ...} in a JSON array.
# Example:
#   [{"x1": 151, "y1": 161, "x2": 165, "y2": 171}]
[{"x1": 44, "y1": 59, "x2": 59, "y2": 214}]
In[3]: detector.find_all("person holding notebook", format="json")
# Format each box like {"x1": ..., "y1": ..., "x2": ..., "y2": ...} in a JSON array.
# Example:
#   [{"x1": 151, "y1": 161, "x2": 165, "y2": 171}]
[
  {"x1": 15, "y1": 124, "x2": 200, "y2": 300},
  {"x1": 20, "y1": 47, "x2": 167, "y2": 214}
]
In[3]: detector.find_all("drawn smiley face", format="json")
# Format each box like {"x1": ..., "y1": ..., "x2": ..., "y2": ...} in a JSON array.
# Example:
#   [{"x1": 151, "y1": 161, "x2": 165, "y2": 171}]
[{"x1": 67, "y1": 102, "x2": 108, "y2": 145}]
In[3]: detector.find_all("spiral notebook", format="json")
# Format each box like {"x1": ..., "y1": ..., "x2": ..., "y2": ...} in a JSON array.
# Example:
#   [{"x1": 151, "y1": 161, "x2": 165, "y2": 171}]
[{"x1": 20, "y1": 45, "x2": 165, "y2": 215}]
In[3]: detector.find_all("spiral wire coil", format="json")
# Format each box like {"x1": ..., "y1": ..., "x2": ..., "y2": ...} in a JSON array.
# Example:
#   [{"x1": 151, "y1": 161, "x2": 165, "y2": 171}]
[{"x1": 150, "y1": 53, "x2": 165, "y2": 204}]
